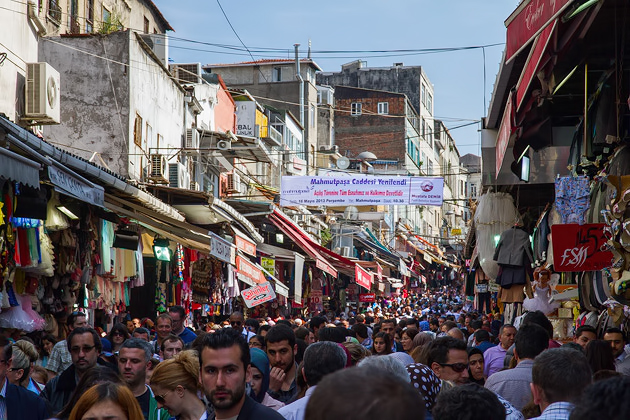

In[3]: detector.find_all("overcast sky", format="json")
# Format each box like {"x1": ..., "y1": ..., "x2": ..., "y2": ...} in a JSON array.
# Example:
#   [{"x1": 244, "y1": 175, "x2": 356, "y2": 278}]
[{"x1": 152, "y1": 0, "x2": 520, "y2": 157}]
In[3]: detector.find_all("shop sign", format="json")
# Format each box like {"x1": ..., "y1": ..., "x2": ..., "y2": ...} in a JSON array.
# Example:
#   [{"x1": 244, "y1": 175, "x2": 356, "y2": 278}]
[
  {"x1": 234, "y1": 234, "x2": 256, "y2": 257},
  {"x1": 235, "y1": 101, "x2": 256, "y2": 137},
  {"x1": 355, "y1": 265, "x2": 373, "y2": 290},
  {"x1": 376, "y1": 262, "x2": 383, "y2": 281},
  {"x1": 505, "y1": 0, "x2": 572, "y2": 63},
  {"x1": 210, "y1": 232, "x2": 236, "y2": 265},
  {"x1": 236, "y1": 256, "x2": 266, "y2": 284},
  {"x1": 496, "y1": 92, "x2": 514, "y2": 178},
  {"x1": 359, "y1": 293, "x2": 376, "y2": 303},
  {"x1": 551, "y1": 224, "x2": 613, "y2": 272},
  {"x1": 48, "y1": 163, "x2": 104, "y2": 207},
  {"x1": 241, "y1": 281, "x2": 276, "y2": 308},
  {"x1": 260, "y1": 257, "x2": 275, "y2": 276},
  {"x1": 310, "y1": 289, "x2": 323, "y2": 305},
  {"x1": 280, "y1": 175, "x2": 444, "y2": 207},
  {"x1": 451, "y1": 228, "x2": 462, "y2": 236}
]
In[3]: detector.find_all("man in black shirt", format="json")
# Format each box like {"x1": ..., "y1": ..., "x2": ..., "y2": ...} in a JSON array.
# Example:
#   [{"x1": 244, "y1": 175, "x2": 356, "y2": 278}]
[{"x1": 198, "y1": 328, "x2": 283, "y2": 420}]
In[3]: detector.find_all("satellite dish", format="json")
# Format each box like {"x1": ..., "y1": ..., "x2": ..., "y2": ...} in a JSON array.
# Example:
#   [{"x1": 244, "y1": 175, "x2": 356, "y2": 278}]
[
  {"x1": 344, "y1": 206, "x2": 359, "y2": 220},
  {"x1": 337, "y1": 156, "x2": 350, "y2": 170}
]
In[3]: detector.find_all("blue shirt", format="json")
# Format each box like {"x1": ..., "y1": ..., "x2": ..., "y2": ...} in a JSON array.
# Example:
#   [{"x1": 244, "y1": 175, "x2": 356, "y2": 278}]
[
  {"x1": 0, "y1": 379, "x2": 6, "y2": 420},
  {"x1": 531, "y1": 402, "x2": 574, "y2": 420},
  {"x1": 178, "y1": 327, "x2": 197, "y2": 345}
]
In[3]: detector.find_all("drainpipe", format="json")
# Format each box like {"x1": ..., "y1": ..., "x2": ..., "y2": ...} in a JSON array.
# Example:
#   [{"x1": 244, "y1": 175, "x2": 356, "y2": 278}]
[
  {"x1": 294, "y1": 44, "x2": 307, "y2": 171},
  {"x1": 27, "y1": 1, "x2": 47, "y2": 36}
]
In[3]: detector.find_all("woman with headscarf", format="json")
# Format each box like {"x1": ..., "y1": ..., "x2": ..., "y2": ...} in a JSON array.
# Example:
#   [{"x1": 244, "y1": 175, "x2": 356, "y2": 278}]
[
  {"x1": 468, "y1": 347, "x2": 485, "y2": 385},
  {"x1": 249, "y1": 347, "x2": 285, "y2": 410},
  {"x1": 406, "y1": 363, "x2": 441, "y2": 420}
]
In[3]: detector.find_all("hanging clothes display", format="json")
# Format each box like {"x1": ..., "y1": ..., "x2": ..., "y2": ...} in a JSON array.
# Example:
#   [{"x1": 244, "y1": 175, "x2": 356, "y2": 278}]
[{"x1": 554, "y1": 175, "x2": 590, "y2": 225}]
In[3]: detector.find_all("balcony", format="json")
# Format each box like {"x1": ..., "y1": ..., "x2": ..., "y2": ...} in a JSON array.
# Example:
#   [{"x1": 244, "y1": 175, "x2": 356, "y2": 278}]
[{"x1": 262, "y1": 124, "x2": 282, "y2": 147}]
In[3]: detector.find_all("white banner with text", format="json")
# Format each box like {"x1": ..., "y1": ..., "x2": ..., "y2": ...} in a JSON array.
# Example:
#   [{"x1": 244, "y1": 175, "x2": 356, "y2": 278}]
[{"x1": 280, "y1": 175, "x2": 444, "y2": 206}]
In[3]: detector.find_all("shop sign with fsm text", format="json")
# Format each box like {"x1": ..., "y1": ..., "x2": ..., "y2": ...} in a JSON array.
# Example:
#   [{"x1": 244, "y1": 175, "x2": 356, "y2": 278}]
[
  {"x1": 280, "y1": 175, "x2": 444, "y2": 206},
  {"x1": 551, "y1": 224, "x2": 613, "y2": 272}
]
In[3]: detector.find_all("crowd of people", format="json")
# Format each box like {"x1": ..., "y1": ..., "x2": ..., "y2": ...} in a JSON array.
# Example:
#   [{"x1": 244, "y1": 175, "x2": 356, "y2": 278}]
[{"x1": 1, "y1": 286, "x2": 630, "y2": 419}]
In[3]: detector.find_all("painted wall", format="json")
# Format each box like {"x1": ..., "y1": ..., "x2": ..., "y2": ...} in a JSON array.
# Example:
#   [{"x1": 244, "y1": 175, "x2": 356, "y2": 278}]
[{"x1": 0, "y1": 1, "x2": 40, "y2": 122}]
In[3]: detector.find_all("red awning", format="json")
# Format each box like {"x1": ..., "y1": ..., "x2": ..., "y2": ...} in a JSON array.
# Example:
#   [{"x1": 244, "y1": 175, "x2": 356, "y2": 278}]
[
  {"x1": 268, "y1": 210, "x2": 338, "y2": 277},
  {"x1": 505, "y1": 0, "x2": 574, "y2": 63}
]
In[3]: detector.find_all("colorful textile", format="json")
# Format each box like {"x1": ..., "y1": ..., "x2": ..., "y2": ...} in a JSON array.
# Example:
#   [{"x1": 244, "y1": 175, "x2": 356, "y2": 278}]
[{"x1": 555, "y1": 176, "x2": 590, "y2": 225}]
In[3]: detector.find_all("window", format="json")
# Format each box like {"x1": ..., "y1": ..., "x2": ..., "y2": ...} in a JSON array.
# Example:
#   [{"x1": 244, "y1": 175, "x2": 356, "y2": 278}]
[
  {"x1": 317, "y1": 91, "x2": 322, "y2": 105},
  {"x1": 471, "y1": 184, "x2": 478, "y2": 198},
  {"x1": 421, "y1": 84, "x2": 426, "y2": 107},
  {"x1": 310, "y1": 104, "x2": 315, "y2": 127},
  {"x1": 102, "y1": 6, "x2": 111, "y2": 27},
  {"x1": 48, "y1": 0, "x2": 62, "y2": 24},
  {"x1": 421, "y1": 118, "x2": 426, "y2": 137},
  {"x1": 351, "y1": 103, "x2": 362, "y2": 116},
  {"x1": 427, "y1": 93, "x2": 433, "y2": 115},
  {"x1": 272, "y1": 67, "x2": 282, "y2": 82},
  {"x1": 133, "y1": 114, "x2": 143, "y2": 147},
  {"x1": 143, "y1": 16, "x2": 149, "y2": 34},
  {"x1": 377, "y1": 102, "x2": 389, "y2": 115},
  {"x1": 69, "y1": 0, "x2": 79, "y2": 34},
  {"x1": 144, "y1": 122, "x2": 152, "y2": 151},
  {"x1": 86, "y1": 0, "x2": 94, "y2": 32}
]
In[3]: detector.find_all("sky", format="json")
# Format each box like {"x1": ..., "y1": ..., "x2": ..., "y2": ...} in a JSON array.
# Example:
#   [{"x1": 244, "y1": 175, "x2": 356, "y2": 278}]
[{"x1": 152, "y1": 0, "x2": 520, "y2": 157}]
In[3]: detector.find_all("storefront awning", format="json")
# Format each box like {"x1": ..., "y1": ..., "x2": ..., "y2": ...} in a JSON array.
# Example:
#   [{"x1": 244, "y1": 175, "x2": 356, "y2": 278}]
[
  {"x1": 505, "y1": 0, "x2": 574, "y2": 63},
  {"x1": 268, "y1": 209, "x2": 338, "y2": 277},
  {"x1": 0, "y1": 147, "x2": 41, "y2": 188}
]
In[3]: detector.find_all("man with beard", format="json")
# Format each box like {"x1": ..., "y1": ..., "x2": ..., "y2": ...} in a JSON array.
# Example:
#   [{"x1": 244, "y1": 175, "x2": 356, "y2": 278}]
[
  {"x1": 266, "y1": 324, "x2": 299, "y2": 404},
  {"x1": 198, "y1": 328, "x2": 283, "y2": 420}
]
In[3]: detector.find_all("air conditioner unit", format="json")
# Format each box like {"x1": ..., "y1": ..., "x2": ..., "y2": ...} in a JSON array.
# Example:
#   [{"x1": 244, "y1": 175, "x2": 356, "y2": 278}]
[
  {"x1": 226, "y1": 172, "x2": 242, "y2": 194},
  {"x1": 169, "y1": 162, "x2": 190, "y2": 189},
  {"x1": 149, "y1": 154, "x2": 168, "y2": 183},
  {"x1": 185, "y1": 128, "x2": 199, "y2": 149},
  {"x1": 190, "y1": 181, "x2": 200, "y2": 191},
  {"x1": 341, "y1": 246, "x2": 352, "y2": 257},
  {"x1": 217, "y1": 139, "x2": 232, "y2": 150},
  {"x1": 25, "y1": 62, "x2": 61, "y2": 124},
  {"x1": 169, "y1": 63, "x2": 202, "y2": 84}
]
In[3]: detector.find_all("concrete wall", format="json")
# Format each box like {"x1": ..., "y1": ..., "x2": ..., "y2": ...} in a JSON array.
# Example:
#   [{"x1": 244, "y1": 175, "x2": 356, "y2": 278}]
[
  {"x1": 41, "y1": 31, "x2": 183, "y2": 179},
  {"x1": 0, "y1": 1, "x2": 40, "y2": 122}
]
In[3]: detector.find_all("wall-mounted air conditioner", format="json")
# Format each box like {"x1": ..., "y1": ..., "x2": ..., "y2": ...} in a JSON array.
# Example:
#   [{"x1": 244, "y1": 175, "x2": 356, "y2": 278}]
[
  {"x1": 25, "y1": 62, "x2": 61, "y2": 124},
  {"x1": 169, "y1": 162, "x2": 190, "y2": 189},
  {"x1": 226, "y1": 172, "x2": 242, "y2": 194},
  {"x1": 149, "y1": 154, "x2": 168, "y2": 183},
  {"x1": 185, "y1": 128, "x2": 199, "y2": 149},
  {"x1": 170, "y1": 63, "x2": 202, "y2": 84}
]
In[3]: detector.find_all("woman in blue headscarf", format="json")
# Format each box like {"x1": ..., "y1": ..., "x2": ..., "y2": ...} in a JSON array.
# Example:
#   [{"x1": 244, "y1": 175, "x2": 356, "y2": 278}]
[{"x1": 249, "y1": 348, "x2": 285, "y2": 410}]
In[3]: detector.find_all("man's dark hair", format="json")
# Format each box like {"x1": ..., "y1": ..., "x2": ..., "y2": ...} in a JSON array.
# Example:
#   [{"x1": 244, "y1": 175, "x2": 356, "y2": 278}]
[
  {"x1": 132, "y1": 327, "x2": 151, "y2": 338},
  {"x1": 433, "y1": 383, "x2": 505, "y2": 420},
  {"x1": 276, "y1": 319, "x2": 293, "y2": 328},
  {"x1": 473, "y1": 329, "x2": 490, "y2": 344},
  {"x1": 561, "y1": 342, "x2": 584, "y2": 353},
  {"x1": 67, "y1": 311, "x2": 86, "y2": 329},
  {"x1": 515, "y1": 324, "x2": 549, "y2": 360},
  {"x1": 167, "y1": 305, "x2": 185, "y2": 319},
  {"x1": 470, "y1": 320, "x2": 483, "y2": 331},
  {"x1": 532, "y1": 348, "x2": 592, "y2": 405},
  {"x1": 522, "y1": 310, "x2": 553, "y2": 339},
  {"x1": 244, "y1": 318, "x2": 260, "y2": 332},
  {"x1": 570, "y1": 376, "x2": 630, "y2": 420},
  {"x1": 294, "y1": 327, "x2": 310, "y2": 341},
  {"x1": 196, "y1": 327, "x2": 249, "y2": 369},
  {"x1": 318, "y1": 327, "x2": 347, "y2": 343},
  {"x1": 442, "y1": 320, "x2": 458, "y2": 331},
  {"x1": 604, "y1": 327, "x2": 627, "y2": 342},
  {"x1": 381, "y1": 319, "x2": 396, "y2": 327},
  {"x1": 0, "y1": 336, "x2": 11, "y2": 363},
  {"x1": 575, "y1": 325, "x2": 597, "y2": 339},
  {"x1": 67, "y1": 327, "x2": 102, "y2": 353},
  {"x1": 257, "y1": 324, "x2": 271, "y2": 335},
  {"x1": 304, "y1": 368, "x2": 425, "y2": 420},
  {"x1": 302, "y1": 341, "x2": 347, "y2": 386},
  {"x1": 120, "y1": 338, "x2": 152, "y2": 362},
  {"x1": 160, "y1": 334, "x2": 185, "y2": 352},
  {"x1": 352, "y1": 323, "x2": 368, "y2": 340},
  {"x1": 429, "y1": 319, "x2": 439, "y2": 327},
  {"x1": 310, "y1": 316, "x2": 327, "y2": 330},
  {"x1": 265, "y1": 324, "x2": 296, "y2": 347},
  {"x1": 427, "y1": 336, "x2": 467, "y2": 366}
]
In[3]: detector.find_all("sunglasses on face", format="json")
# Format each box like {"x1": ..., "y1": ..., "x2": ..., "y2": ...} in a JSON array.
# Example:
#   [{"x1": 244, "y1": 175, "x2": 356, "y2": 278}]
[
  {"x1": 70, "y1": 345, "x2": 96, "y2": 354},
  {"x1": 439, "y1": 362, "x2": 469, "y2": 373},
  {"x1": 154, "y1": 390, "x2": 172, "y2": 405},
  {"x1": 231, "y1": 321, "x2": 242, "y2": 326}
]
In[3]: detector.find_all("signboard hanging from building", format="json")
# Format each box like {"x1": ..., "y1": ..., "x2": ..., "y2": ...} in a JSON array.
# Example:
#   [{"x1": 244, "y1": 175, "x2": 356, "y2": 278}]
[
  {"x1": 241, "y1": 281, "x2": 277, "y2": 308},
  {"x1": 210, "y1": 232, "x2": 236, "y2": 265},
  {"x1": 236, "y1": 255, "x2": 266, "y2": 285},
  {"x1": 551, "y1": 224, "x2": 613, "y2": 272},
  {"x1": 261, "y1": 257, "x2": 275, "y2": 276},
  {"x1": 281, "y1": 175, "x2": 443, "y2": 206},
  {"x1": 355, "y1": 265, "x2": 373, "y2": 290}
]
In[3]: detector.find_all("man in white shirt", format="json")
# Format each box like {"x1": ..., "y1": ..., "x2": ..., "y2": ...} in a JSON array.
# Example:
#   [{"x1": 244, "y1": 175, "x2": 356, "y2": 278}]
[{"x1": 277, "y1": 341, "x2": 347, "y2": 420}]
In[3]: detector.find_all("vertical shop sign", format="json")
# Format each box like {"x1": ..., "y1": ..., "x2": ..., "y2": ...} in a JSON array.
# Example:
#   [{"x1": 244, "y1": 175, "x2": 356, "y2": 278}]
[
  {"x1": 355, "y1": 265, "x2": 373, "y2": 290},
  {"x1": 294, "y1": 253, "x2": 304, "y2": 305}
]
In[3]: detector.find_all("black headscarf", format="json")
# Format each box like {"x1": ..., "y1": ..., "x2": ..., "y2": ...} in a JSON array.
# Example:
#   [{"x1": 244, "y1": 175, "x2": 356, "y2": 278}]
[{"x1": 468, "y1": 347, "x2": 485, "y2": 385}]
